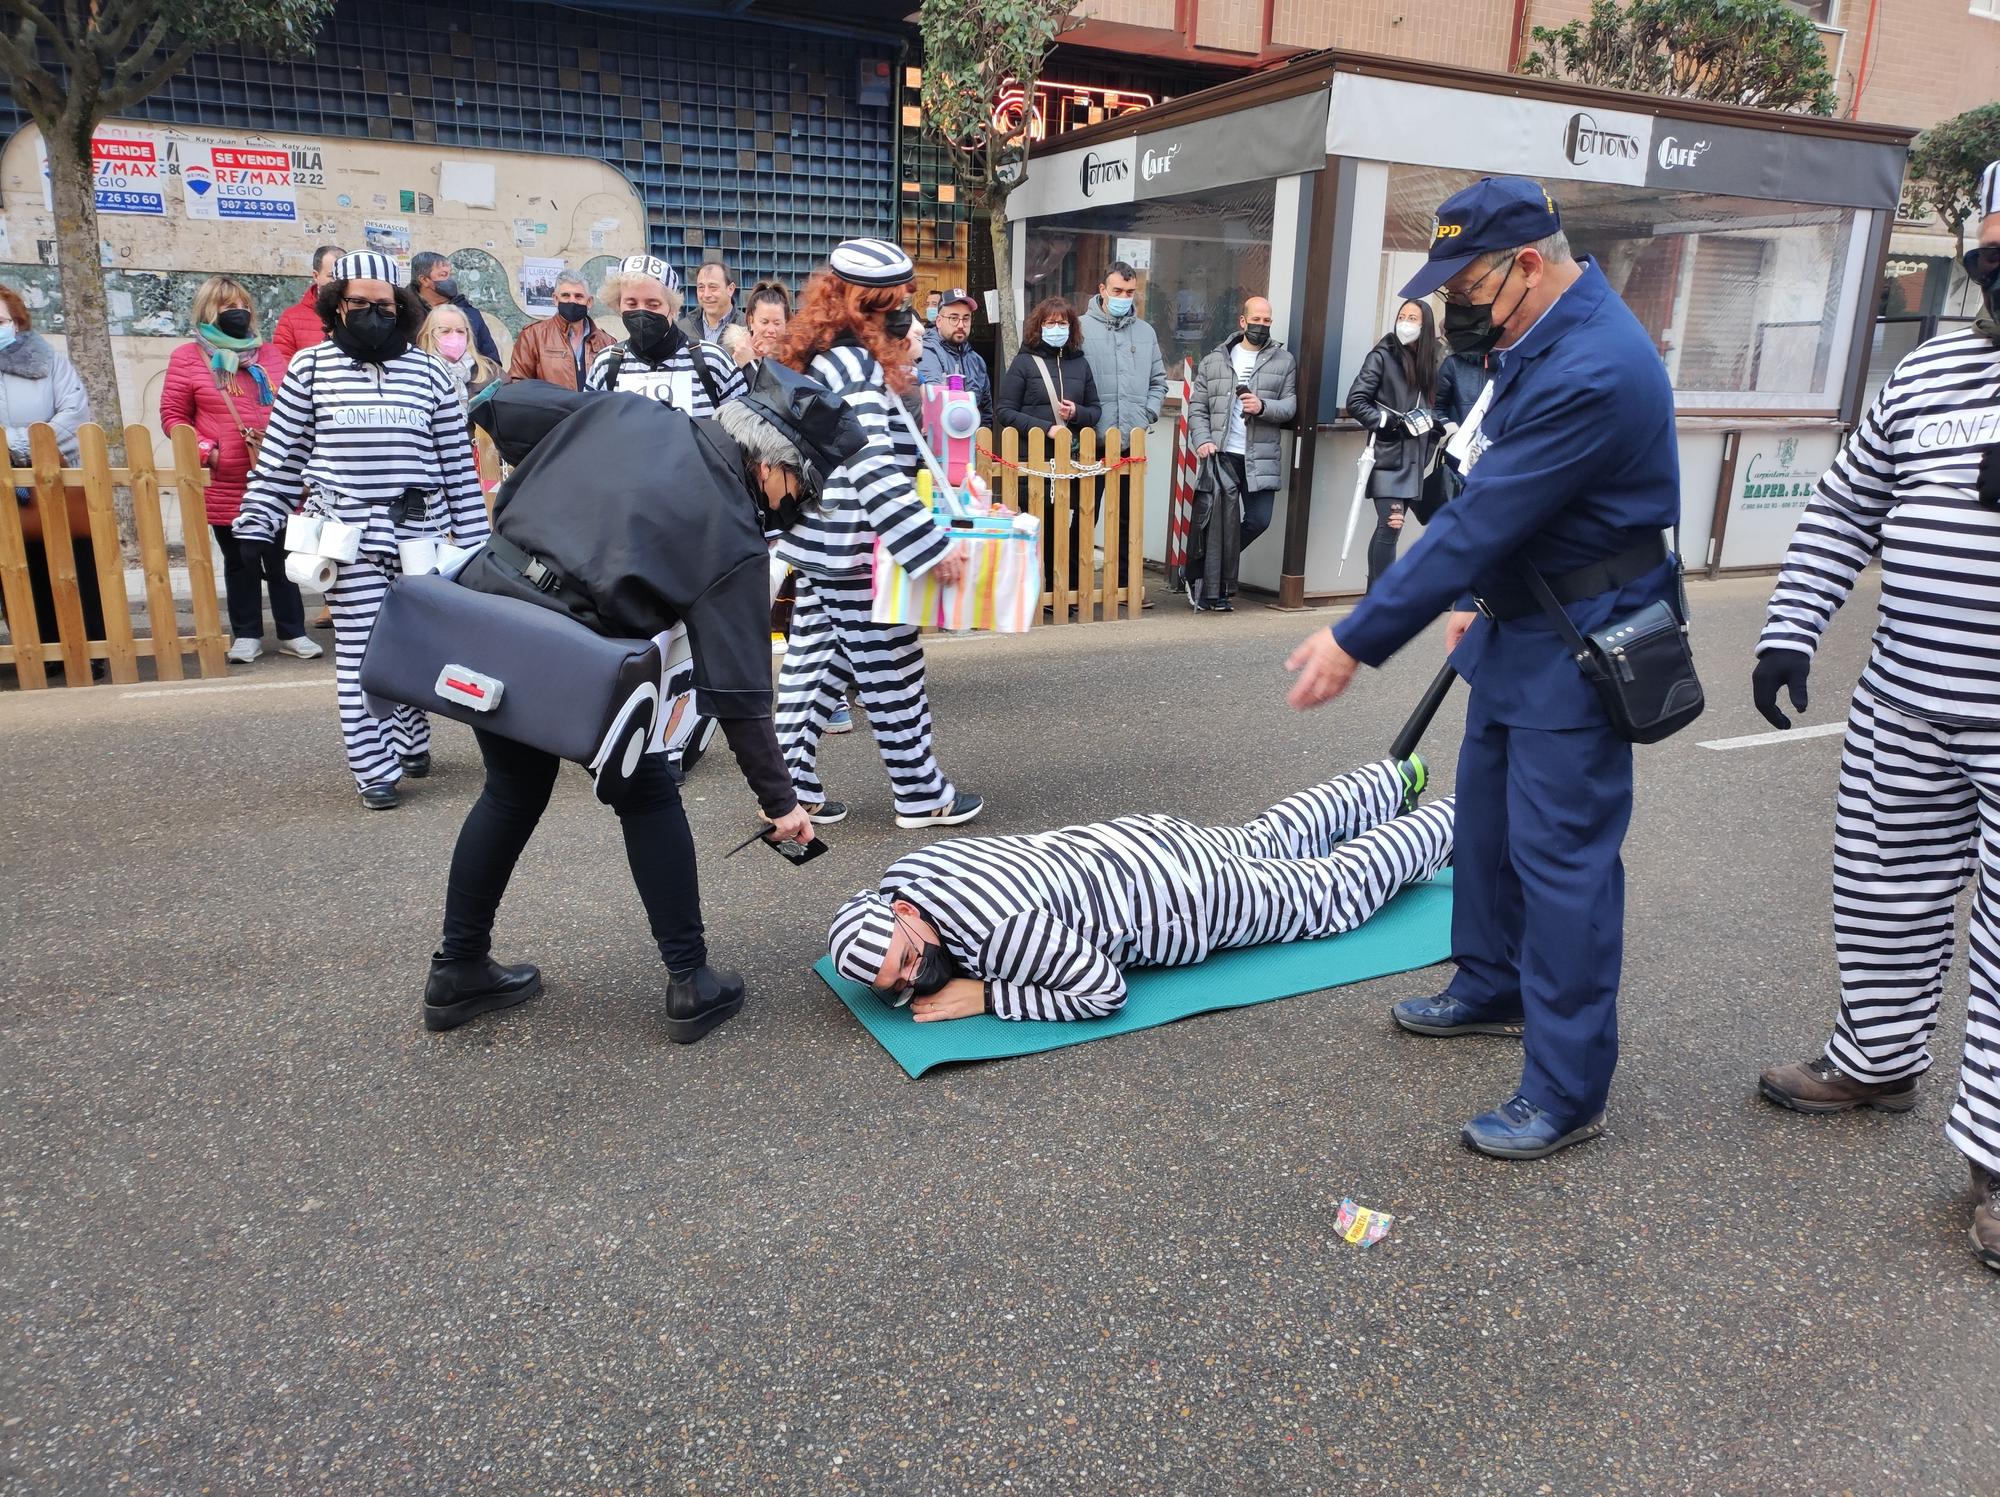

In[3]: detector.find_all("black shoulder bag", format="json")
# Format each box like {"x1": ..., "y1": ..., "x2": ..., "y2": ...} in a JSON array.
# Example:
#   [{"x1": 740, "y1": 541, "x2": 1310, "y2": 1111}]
[{"x1": 1521, "y1": 532, "x2": 1705, "y2": 745}]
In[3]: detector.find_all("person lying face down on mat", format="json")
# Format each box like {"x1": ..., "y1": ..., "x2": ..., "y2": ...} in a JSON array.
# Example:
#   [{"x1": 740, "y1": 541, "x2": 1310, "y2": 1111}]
[
  {"x1": 826, "y1": 757, "x2": 1454, "y2": 1022},
  {"x1": 421, "y1": 362, "x2": 869, "y2": 1044}
]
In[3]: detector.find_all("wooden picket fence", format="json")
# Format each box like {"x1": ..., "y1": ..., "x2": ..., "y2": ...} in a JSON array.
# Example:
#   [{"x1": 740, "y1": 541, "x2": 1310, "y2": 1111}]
[
  {"x1": 975, "y1": 426, "x2": 1147, "y2": 622},
  {"x1": 0, "y1": 423, "x2": 228, "y2": 689}
]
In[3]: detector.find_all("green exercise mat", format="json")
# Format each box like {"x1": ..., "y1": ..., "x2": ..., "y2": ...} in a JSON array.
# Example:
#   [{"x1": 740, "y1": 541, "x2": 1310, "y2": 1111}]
[{"x1": 813, "y1": 870, "x2": 1454, "y2": 1078}]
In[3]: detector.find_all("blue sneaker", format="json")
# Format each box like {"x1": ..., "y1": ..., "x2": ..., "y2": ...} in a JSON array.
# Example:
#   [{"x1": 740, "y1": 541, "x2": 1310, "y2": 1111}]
[
  {"x1": 1461, "y1": 1094, "x2": 1605, "y2": 1160},
  {"x1": 1391, "y1": 991, "x2": 1524, "y2": 1037},
  {"x1": 827, "y1": 703, "x2": 855, "y2": 734}
]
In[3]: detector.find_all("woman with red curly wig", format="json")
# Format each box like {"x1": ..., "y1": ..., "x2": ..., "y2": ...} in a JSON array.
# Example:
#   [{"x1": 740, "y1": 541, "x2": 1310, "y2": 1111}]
[{"x1": 771, "y1": 238, "x2": 983, "y2": 831}]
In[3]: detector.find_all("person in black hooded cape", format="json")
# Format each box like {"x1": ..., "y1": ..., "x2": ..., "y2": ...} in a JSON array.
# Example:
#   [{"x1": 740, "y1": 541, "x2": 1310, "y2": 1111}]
[{"x1": 422, "y1": 364, "x2": 865, "y2": 1043}]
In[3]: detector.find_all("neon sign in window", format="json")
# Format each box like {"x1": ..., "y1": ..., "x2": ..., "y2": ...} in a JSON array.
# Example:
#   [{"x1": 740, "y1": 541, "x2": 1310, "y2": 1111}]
[{"x1": 989, "y1": 80, "x2": 1155, "y2": 143}]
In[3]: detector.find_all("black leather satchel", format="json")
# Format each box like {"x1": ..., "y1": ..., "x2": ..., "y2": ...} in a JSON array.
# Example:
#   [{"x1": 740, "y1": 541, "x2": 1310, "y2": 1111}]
[{"x1": 1521, "y1": 539, "x2": 1705, "y2": 745}]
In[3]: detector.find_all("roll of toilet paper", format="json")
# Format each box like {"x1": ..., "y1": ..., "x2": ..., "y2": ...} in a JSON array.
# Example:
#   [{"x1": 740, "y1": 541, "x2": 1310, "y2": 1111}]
[
  {"x1": 284, "y1": 552, "x2": 338, "y2": 592},
  {"x1": 283, "y1": 513, "x2": 324, "y2": 553},
  {"x1": 435, "y1": 542, "x2": 478, "y2": 580},
  {"x1": 316, "y1": 519, "x2": 362, "y2": 563},
  {"x1": 398, "y1": 537, "x2": 440, "y2": 576}
]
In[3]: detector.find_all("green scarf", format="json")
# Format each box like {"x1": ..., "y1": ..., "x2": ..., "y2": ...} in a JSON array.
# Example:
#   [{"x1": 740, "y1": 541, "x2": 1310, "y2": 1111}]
[{"x1": 197, "y1": 324, "x2": 275, "y2": 405}]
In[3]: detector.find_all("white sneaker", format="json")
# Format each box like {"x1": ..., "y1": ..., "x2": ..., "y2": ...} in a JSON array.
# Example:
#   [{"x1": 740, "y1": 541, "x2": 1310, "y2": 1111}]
[
  {"x1": 278, "y1": 635, "x2": 324, "y2": 660},
  {"x1": 226, "y1": 637, "x2": 262, "y2": 664}
]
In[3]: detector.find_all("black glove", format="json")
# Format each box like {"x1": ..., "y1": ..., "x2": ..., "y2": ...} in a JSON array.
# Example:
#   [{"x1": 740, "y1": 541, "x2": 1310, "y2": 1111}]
[{"x1": 1751, "y1": 649, "x2": 1810, "y2": 729}]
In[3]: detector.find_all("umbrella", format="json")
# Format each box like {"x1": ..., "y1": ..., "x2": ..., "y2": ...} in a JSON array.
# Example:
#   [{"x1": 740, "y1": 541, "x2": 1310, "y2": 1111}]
[{"x1": 1340, "y1": 435, "x2": 1378, "y2": 563}]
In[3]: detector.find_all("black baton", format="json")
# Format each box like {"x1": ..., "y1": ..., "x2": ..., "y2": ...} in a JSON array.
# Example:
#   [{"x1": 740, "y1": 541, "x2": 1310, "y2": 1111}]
[{"x1": 1391, "y1": 664, "x2": 1459, "y2": 762}]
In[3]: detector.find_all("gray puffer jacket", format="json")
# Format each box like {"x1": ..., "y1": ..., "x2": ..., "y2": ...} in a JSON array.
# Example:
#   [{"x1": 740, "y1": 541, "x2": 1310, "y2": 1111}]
[
  {"x1": 1, "y1": 330, "x2": 91, "y2": 465},
  {"x1": 1080, "y1": 295, "x2": 1166, "y2": 435},
  {"x1": 1188, "y1": 333, "x2": 1298, "y2": 493}
]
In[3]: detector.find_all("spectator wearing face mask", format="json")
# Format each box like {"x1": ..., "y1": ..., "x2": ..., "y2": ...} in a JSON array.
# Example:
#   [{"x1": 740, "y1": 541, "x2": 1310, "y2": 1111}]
[
  {"x1": 1082, "y1": 261, "x2": 1166, "y2": 599},
  {"x1": 160, "y1": 275, "x2": 317, "y2": 666},
  {"x1": 585, "y1": 256, "x2": 744, "y2": 417},
  {"x1": 1190, "y1": 295, "x2": 1298, "y2": 558},
  {"x1": 1345, "y1": 298, "x2": 1443, "y2": 591},
  {"x1": 410, "y1": 251, "x2": 500, "y2": 365},
  {"x1": 998, "y1": 297, "x2": 1103, "y2": 600},
  {"x1": 418, "y1": 304, "x2": 502, "y2": 418},
  {"x1": 914, "y1": 289, "x2": 992, "y2": 426},
  {"x1": 507, "y1": 273, "x2": 615, "y2": 390}
]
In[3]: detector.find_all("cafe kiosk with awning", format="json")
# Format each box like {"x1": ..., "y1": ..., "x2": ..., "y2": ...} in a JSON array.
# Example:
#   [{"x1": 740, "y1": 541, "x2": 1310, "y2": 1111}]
[{"x1": 1004, "y1": 52, "x2": 1913, "y2": 605}]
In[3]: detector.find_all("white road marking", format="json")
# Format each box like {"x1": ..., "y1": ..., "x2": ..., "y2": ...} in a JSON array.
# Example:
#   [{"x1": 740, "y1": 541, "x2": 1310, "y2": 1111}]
[
  {"x1": 1698, "y1": 722, "x2": 1846, "y2": 751},
  {"x1": 121, "y1": 678, "x2": 333, "y2": 700}
]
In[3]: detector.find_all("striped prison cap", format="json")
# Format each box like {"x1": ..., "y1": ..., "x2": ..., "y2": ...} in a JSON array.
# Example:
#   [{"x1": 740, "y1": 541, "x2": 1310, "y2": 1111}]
[
  {"x1": 1982, "y1": 161, "x2": 2000, "y2": 220},
  {"x1": 829, "y1": 237, "x2": 915, "y2": 288},
  {"x1": 332, "y1": 251, "x2": 403, "y2": 287},
  {"x1": 827, "y1": 889, "x2": 899, "y2": 986},
  {"x1": 618, "y1": 254, "x2": 681, "y2": 291}
]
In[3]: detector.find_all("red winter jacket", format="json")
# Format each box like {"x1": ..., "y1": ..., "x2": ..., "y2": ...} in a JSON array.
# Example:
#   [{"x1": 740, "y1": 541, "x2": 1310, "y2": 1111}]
[
  {"x1": 271, "y1": 284, "x2": 325, "y2": 364},
  {"x1": 159, "y1": 341, "x2": 290, "y2": 524}
]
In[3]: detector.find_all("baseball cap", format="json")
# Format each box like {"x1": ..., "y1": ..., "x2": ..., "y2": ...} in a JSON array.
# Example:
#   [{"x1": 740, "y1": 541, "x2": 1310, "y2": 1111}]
[
  {"x1": 939, "y1": 288, "x2": 978, "y2": 312},
  {"x1": 1399, "y1": 177, "x2": 1563, "y2": 300}
]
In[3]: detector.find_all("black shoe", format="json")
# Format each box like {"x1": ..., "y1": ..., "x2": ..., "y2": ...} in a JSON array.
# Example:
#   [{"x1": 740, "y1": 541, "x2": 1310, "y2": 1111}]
[
  {"x1": 423, "y1": 953, "x2": 543, "y2": 1032},
  {"x1": 360, "y1": 782, "x2": 400, "y2": 810},
  {"x1": 399, "y1": 751, "x2": 431, "y2": 779},
  {"x1": 663, "y1": 965, "x2": 746, "y2": 1044},
  {"x1": 1211, "y1": 597, "x2": 1235, "y2": 612}
]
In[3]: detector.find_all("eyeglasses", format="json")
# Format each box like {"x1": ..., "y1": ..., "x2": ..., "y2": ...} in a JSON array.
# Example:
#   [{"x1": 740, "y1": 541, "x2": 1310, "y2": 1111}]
[
  {"x1": 1962, "y1": 244, "x2": 2000, "y2": 281},
  {"x1": 870, "y1": 914, "x2": 925, "y2": 1000},
  {"x1": 340, "y1": 296, "x2": 398, "y2": 316},
  {"x1": 937, "y1": 311, "x2": 972, "y2": 326},
  {"x1": 1440, "y1": 254, "x2": 1517, "y2": 308}
]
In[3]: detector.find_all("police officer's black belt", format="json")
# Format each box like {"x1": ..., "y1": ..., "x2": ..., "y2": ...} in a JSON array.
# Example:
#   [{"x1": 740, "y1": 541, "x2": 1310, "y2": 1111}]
[
  {"x1": 485, "y1": 532, "x2": 568, "y2": 594},
  {"x1": 1473, "y1": 533, "x2": 1667, "y2": 621}
]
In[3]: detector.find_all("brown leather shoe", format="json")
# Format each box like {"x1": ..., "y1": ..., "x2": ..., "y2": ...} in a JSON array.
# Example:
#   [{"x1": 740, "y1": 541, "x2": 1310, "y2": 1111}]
[
  {"x1": 1758, "y1": 1054, "x2": 1918, "y2": 1113},
  {"x1": 1971, "y1": 1162, "x2": 2000, "y2": 1274}
]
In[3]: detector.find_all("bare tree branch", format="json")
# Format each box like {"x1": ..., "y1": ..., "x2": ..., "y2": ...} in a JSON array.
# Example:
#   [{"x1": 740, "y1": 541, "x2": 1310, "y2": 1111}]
[
  {"x1": 0, "y1": 18, "x2": 60, "y2": 113},
  {"x1": 104, "y1": 19, "x2": 183, "y2": 111},
  {"x1": 0, "y1": 0, "x2": 77, "y2": 68}
]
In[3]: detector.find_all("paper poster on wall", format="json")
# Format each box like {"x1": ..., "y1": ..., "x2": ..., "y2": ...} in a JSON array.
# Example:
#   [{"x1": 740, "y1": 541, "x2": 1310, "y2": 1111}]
[
  {"x1": 519, "y1": 257, "x2": 566, "y2": 316},
  {"x1": 513, "y1": 217, "x2": 538, "y2": 247},
  {"x1": 39, "y1": 130, "x2": 169, "y2": 215},
  {"x1": 1114, "y1": 237, "x2": 1152, "y2": 273},
  {"x1": 364, "y1": 219, "x2": 411, "y2": 255},
  {"x1": 588, "y1": 216, "x2": 620, "y2": 252},
  {"x1": 439, "y1": 160, "x2": 497, "y2": 209},
  {"x1": 181, "y1": 142, "x2": 296, "y2": 222}
]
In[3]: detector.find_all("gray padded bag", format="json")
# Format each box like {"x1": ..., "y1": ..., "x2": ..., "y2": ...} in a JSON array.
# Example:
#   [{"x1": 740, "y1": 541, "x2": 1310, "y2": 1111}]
[{"x1": 360, "y1": 574, "x2": 662, "y2": 771}]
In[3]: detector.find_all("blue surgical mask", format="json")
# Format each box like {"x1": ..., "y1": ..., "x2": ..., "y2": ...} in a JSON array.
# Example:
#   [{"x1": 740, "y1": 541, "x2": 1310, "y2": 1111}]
[
  {"x1": 1041, "y1": 323, "x2": 1069, "y2": 349},
  {"x1": 0, "y1": 325, "x2": 15, "y2": 352},
  {"x1": 1106, "y1": 296, "x2": 1134, "y2": 318}
]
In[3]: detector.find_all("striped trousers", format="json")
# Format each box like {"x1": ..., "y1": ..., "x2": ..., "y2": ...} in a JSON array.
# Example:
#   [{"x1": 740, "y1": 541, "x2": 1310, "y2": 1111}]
[
  {"x1": 1162, "y1": 761, "x2": 1456, "y2": 956},
  {"x1": 1826, "y1": 685, "x2": 2000, "y2": 1176},
  {"x1": 775, "y1": 572, "x2": 956, "y2": 816},
  {"x1": 329, "y1": 552, "x2": 429, "y2": 790}
]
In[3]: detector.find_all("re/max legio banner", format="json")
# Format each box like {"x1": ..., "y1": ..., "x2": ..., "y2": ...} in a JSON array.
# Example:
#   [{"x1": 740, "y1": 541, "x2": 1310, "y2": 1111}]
[{"x1": 1325, "y1": 74, "x2": 1904, "y2": 212}]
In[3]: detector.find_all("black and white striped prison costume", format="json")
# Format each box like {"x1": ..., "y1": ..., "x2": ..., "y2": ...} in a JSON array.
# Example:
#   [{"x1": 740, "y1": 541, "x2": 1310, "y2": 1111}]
[
  {"x1": 772, "y1": 342, "x2": 957, "y2": 815},
  {"x1": 1759, "y1": 325, "x2": 2000, "y2": 1176},
  {"x1": 236, "y1": 341, "x2": 489, "y2": 791},
  {"x1": 847, "y1": 762, "x2": 1453, "y2": 1020},
  {"x1": 583, "y1": 340, "x2": 744, "y2": 416}
]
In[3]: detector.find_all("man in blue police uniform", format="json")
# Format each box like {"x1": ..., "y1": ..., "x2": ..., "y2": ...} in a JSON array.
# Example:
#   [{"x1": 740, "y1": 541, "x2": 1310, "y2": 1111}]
[{"x1": 1286, "y1": 177, "x2": 1681, "y2": 1160}]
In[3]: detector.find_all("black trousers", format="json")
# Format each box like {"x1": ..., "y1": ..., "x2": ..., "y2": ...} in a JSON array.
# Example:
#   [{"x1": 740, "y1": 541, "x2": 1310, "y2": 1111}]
[
  {"x1": 439, "y1": 728, "x2": 707, "y2": 972},
  {"x1": 1220, "y1": 453, "x2": 1278, "y2": 551},
  {"x1": 1365, "y1": 496, "x2": 1408, "y2": 592},
  {"x1": 212, "y1": 523, "x2": 306, "y2": 641},
  {"x1": 10, "y1": 537, "x2": 107, "y2": 646}
]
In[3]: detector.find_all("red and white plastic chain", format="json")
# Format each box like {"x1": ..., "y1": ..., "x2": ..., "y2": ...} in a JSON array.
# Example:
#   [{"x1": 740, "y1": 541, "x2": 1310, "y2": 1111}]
[{"x1": 980, "y1": 450, "x2": 1144, "y2": 482}]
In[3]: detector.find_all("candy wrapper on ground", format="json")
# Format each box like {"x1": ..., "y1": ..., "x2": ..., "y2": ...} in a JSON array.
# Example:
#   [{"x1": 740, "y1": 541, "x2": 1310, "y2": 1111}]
[{"x1": 1335, "y1": 1198, "x2": 1394, "y2": 1246}]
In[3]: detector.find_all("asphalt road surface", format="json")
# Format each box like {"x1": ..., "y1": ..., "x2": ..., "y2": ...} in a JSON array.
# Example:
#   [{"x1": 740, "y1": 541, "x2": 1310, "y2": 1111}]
[{"x1": 4, "y1": 574, "x2": 1996, "y2": 1495}]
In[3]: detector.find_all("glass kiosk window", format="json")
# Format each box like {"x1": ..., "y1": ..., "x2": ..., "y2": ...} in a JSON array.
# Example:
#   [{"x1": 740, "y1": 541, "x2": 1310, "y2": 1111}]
[
  {"x1": 1023, "y1": 179, "x2": 1279, "y2": 373},
  {"x1": 1378, "y1": 165, "x2": 1866, "y2": 411}
]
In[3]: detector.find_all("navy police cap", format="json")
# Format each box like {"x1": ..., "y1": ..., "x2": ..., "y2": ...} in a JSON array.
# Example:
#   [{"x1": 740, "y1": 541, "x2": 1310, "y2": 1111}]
[{"x1": 1399, "y1": 177, "x2": 1562, "y2": 300}]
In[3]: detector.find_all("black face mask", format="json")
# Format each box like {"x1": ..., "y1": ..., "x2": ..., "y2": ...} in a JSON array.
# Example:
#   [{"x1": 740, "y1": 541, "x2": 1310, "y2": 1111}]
[
  {"x1": 884, "y1": 306, "x2": 916, "y2": 341},
  {"x1": 1443, "y1": 255, "x2": 1520, "y2": 357},
  {"x1": 556, "y1": 301, "x2": 589, "y2": 324},
  {"x1": 622, "y1": 309, "x2": 677, "y2": 360},
  {"x1": 755, "y1": 468, "x2": 812, "y2": 533},
  {"x1": 432, "y1": 276, "x2": 460, "y2": 300},
  {"x1": 333, "y1": 305, "x2": 408, "y2": 364},
  {"x1": 1242, "y1": 323, "x2": 1270, "y2": 348},
  {"x1": 911, "y1": 938, "x2": 956, "y2": 997},
  {"x1": 215, "y1": 308, "x2": 254, "y2": 339}
]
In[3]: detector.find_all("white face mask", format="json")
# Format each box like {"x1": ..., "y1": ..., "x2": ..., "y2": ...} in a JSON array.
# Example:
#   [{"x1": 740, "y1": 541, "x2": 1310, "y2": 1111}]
[{"x1": 1395, "y1": 321, "x2": 1421, "y2": 346}]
